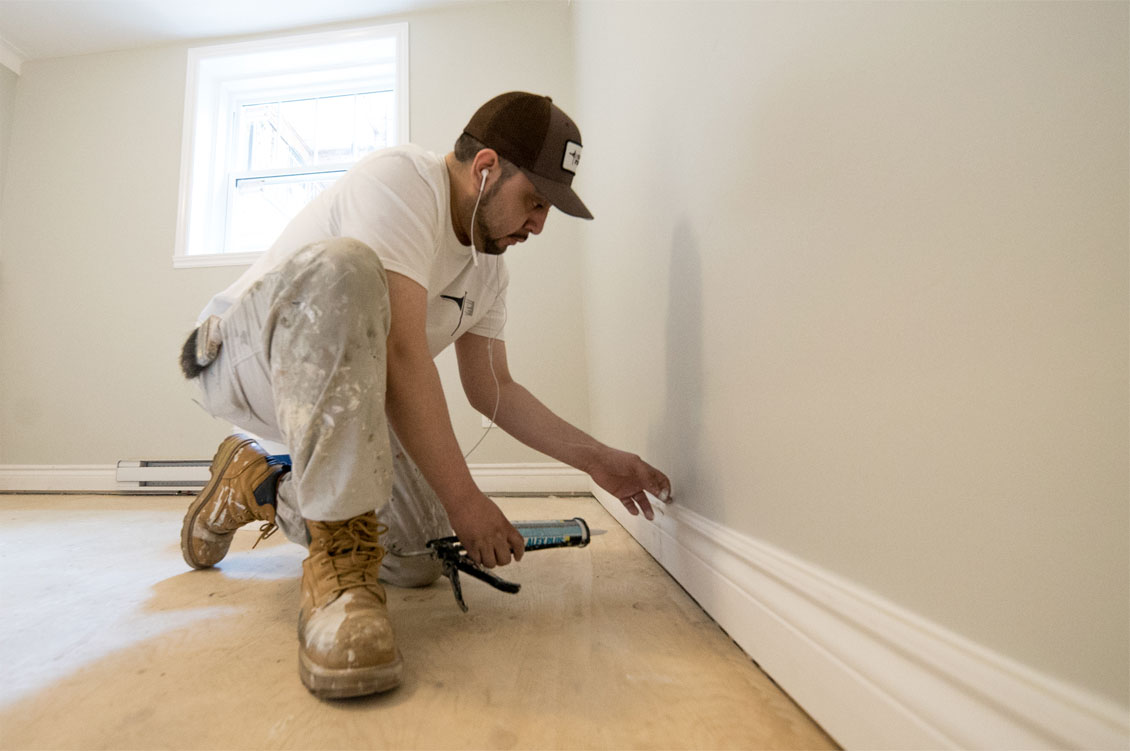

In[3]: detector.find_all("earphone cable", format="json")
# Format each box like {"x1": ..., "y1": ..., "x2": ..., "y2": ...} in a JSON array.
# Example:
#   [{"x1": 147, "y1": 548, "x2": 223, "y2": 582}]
[{"x1": 462, "y1": 241, "x2": 506, "y2": 461}]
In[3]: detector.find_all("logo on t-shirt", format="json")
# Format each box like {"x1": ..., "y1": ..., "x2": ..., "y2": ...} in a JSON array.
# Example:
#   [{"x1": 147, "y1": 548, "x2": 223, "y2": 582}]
[
  {"x1": 442, "y1": 293, "x2": 475, "y2": 335},
  {"x1": 442, "y1": 293, "x2": 474, "y2": 316}
]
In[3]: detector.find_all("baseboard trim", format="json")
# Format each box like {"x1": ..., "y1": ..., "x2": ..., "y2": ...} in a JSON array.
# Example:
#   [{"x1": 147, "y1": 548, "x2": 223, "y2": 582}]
[
  {"x1": 591, "y1": 487, "x2": 1130, "y2": 750},
  {"x1": 0, "y1": 462, "x2": 589, "y2": 496},
  {"x1": 468, "y1": 462, "x2": 590, "y2": 495}
]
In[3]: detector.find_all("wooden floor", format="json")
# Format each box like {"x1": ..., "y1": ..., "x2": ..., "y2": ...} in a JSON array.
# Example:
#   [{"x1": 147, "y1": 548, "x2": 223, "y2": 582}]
[{"x1": 0, "y1": 493, "x2": 836, "y2": 750}]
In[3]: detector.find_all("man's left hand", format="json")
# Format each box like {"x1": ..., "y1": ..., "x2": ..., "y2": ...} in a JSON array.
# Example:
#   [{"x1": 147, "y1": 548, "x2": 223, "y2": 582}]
[{"x1": 590, "y1": 448, "x2": 673, "y2": 521}]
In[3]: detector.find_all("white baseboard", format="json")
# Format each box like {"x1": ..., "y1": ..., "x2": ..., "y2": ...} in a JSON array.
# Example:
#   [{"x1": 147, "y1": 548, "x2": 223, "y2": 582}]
[
  {"x1": 592, "y1": 487, "x2": 1130, "y2": 751},
  {"x1": 469, "y1": 462, "x2": 589, "y2": 494},
  {"x1": 0, "y1": 462, "x2": 588, "y2": 496}
]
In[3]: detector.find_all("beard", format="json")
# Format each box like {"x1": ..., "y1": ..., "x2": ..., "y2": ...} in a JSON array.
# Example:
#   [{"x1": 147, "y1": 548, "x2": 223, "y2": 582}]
[
  {"x1": 473, "y1": 188, "x2": 527, "y2": 256},
  {"x1": 474, "y1": 195, "x2": 506, "y2": 256}
]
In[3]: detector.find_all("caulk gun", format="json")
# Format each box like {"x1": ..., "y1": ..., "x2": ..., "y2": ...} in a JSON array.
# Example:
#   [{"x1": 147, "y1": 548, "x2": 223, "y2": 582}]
[{"x1": 426, "y1": 518, "x2": 592, "y2": 612}]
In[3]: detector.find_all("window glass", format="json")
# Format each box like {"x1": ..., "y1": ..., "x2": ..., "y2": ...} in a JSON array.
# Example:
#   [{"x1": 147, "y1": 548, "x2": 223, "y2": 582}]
[{"x1": 175, "y1": 24, "x2": 408, "y2": 266}]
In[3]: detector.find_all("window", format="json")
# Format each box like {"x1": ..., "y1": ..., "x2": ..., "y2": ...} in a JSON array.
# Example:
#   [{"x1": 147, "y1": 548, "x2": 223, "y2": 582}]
[{"x1": 175, "y1": 24, "x2": 409, "y2": 267}]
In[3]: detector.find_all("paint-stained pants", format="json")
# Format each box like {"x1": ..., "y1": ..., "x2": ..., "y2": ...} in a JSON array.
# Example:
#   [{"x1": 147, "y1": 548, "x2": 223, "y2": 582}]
[{"x1": 193, "y1": 238, "x2": 446, "y2": 586}]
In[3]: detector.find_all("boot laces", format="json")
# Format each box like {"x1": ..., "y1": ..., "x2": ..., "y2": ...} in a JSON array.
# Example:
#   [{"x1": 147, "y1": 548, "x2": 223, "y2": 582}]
[
  {"x1": 321, "y1": 516, "x2": 389, "y2": 597},
  {"x1": 250, "y1": 522, "x2": 278, "y2": 549}
]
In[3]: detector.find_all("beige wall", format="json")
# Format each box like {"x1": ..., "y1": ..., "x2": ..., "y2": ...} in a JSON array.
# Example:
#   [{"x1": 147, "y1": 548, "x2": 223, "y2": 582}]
[
  {"x1": 0, "y1": 63, "x2": 17, "y2": 458},
  {"x1": 0, "y1": 0, "x2": 587, "y2": 466},
  {"x1": 0, "y1": 62, "x2": 16, "y2": 244},
  {"x1": 574, "y1": 0, "x2": 1128, "y2": 707}
]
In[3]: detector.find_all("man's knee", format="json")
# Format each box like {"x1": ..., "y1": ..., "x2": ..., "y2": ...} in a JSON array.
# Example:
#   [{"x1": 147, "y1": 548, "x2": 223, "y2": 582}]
[
  {"x1": 284, "y1": 239, "x2": 391, "y2": 337},
  {"x1": 310, "y1": 238, "x2": 387, "y2": 295},
  {"x1": 380, "y1": 553, "x2": 443, "y2": 588}
]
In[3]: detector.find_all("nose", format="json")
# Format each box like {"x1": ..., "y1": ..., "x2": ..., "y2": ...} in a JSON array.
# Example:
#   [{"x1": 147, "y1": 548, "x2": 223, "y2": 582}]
[{"x1": 526, "y1": 206, "x2": 549, "y2": 235}]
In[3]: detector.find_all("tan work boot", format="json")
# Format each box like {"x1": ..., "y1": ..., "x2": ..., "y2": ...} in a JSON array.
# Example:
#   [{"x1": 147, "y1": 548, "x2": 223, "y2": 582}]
[
  {"x1": 298, "y1": 512, "x2": 402, "y2": 698},
  {"x1": 180, "y1": 433, "x2": 290, "y2": 569}
]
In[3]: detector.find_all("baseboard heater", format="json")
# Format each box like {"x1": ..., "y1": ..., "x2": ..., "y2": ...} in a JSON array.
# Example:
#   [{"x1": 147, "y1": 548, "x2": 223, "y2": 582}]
[
  {"x1": 115, "y1": 460, "x2": 210, "y2": 491},
  {"x1": 112, "y1": 459, "x2": 589, "y2": 495}
]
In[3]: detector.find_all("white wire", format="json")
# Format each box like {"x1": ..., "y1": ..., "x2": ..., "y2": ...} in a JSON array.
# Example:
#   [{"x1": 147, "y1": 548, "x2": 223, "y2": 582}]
[
  {"x1": 463, "y1": 252, "x2": 506, "y2": 461},
  {"x1": 469, "y1": 173, "x2": 485, "y2": 267}
]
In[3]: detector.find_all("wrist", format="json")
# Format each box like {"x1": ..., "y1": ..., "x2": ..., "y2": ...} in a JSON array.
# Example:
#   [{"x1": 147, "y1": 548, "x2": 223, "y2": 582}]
[
  {"x1": 573, "y1": 442, "x2": 609, "y2": 476},
  {"x1": 440, "y1": 482, "x2": 488, "y2": 519}
]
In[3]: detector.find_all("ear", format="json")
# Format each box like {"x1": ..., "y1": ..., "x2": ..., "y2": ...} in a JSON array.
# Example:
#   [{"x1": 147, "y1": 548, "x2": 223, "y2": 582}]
[{"x1": 471, "y1": 148, "x2": 500, "y2": 188}]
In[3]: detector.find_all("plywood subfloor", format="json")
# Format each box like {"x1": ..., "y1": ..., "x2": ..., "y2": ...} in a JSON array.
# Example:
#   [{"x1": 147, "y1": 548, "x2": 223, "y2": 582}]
[{"x1": 0, "y1": 493, "x2": 836, "y2": 750}]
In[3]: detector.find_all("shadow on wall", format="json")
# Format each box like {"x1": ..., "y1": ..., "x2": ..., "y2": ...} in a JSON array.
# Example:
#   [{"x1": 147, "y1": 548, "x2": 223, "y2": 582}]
[{"x1": 648, "y1": 220, "x2": 716, "y2": 518}]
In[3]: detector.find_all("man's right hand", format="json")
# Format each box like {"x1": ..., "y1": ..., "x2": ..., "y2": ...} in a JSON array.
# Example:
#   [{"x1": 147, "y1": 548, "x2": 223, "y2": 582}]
[{"x1": 446, "y1": 492, "x2": 526, "y2": 568}]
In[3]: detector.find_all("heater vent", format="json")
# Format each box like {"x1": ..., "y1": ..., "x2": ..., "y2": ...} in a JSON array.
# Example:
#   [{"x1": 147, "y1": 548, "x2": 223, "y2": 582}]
[{"x1": 115, "y1": 460, "x2": 210, "y2": 490}]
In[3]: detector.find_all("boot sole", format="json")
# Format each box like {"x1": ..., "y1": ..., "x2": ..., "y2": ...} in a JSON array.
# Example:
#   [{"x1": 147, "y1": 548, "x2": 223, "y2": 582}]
[
  {"x1": 180, "y1": 434, "x2": 255, "y2": 570},
  {"x1": 299, "y1": 648, "x2": 403, "y2": 699}
]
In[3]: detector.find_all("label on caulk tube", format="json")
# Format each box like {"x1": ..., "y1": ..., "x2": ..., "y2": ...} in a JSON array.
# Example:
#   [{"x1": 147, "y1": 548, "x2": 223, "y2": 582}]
[{"x1": 514, "y1": 518, "x2": 590, "y2": 551}]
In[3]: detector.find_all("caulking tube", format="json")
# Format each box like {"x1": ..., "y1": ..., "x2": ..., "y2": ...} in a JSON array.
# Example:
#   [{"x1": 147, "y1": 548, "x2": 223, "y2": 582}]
[{"x1": 513, "y1": 518, "x2": 590, "y2": 551}]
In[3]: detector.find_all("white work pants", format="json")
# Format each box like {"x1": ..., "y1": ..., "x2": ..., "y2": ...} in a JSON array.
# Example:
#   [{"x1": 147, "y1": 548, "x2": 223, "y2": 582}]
[{"x1": 192, "y1": 238, "x2": 447, "y2": 586}]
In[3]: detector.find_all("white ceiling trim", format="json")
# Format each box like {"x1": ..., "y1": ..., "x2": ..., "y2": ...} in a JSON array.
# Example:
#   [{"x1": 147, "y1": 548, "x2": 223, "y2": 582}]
[{"x1": 0, "y1": 33, "x2": 25, "y2": 74}]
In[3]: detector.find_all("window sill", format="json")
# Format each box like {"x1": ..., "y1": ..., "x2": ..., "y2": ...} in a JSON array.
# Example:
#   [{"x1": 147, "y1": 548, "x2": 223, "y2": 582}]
[{"x1": 173, "y1": 251, "x2": 262, "y2": 269}]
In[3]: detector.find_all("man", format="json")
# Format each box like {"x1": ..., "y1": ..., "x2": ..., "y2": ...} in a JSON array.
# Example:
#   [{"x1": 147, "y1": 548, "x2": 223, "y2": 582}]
[{"x1": 178, "y1": 92, "x2": 673, "y2": 699}]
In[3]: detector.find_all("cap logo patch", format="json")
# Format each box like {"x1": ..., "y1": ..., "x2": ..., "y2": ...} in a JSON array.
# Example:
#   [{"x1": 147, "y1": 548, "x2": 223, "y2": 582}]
[{"x1": 562, "y1": 141, "x2": 582, "y2": 174}]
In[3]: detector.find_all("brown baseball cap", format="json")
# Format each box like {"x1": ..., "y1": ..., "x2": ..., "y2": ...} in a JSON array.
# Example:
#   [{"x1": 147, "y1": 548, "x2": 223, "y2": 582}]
[{"x1": 463, "y1": 92, "x2": 593, "y2": 220}]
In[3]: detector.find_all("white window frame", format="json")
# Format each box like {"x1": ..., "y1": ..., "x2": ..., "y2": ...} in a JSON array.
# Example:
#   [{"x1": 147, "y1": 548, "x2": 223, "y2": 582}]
[{"x1": 174, "y1": 23, "x2": 409, "y2": 268}]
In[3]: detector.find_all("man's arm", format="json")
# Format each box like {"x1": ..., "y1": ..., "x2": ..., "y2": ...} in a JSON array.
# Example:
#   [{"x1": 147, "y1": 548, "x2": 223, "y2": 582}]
[
  {"x1": 384, "y1": 272, "x2": 525, "y2": 567},
  {"x1": 455, "y1": 333, "x2": 673, "y2": 520}
]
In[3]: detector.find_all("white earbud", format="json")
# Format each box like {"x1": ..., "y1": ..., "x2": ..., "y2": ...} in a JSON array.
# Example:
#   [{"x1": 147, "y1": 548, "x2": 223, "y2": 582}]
[{"x1": 479, "y1": 169, "x2": 488, "y2": 192}]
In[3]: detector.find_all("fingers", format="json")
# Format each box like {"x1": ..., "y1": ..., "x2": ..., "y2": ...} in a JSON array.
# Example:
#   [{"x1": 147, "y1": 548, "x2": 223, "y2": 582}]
[
  {"x1": 622, "y1": 464, "x2": 674, "y2": 521},
  {"x1": 620, "y1": 490, "x2": 655, "y2": 521},
  {"x1": 472, "y1": 540, "x2": 505, "y2": 568},
  {"x1": 636, "y1": 492, "x2": 655, "y2": 520},
  {"x1": 621, "y1": 472, "x2": 675, "y2": 521},
  {"x1": 508, "y1": 525, "x2": 526, "y2": 562},
  {"x1": 645, "y1": 464, "x2": 674, "y2": 504},
  {"x1": 468, "y1": 525, "x2": 525, "y2": 568},
  {"x1": 474, "y1": 543, "x2": 497, "y2": 569}
]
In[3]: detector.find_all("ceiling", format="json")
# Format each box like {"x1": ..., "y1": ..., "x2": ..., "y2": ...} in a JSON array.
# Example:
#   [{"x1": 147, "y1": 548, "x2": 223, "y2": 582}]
[{"x1": 0, "y1": 0, "x2": 463, "y2": 69}]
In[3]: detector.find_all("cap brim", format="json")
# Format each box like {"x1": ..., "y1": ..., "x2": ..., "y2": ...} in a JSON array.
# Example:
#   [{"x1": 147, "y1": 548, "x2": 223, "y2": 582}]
[{"x1": 521, "y1": 168, "x2": 594, "y2": 220}]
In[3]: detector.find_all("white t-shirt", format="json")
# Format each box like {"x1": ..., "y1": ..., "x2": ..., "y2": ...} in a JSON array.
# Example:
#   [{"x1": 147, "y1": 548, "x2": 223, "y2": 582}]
[{"x1": 199, "y1": 144, "x2": 508, "y2": 358}]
